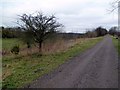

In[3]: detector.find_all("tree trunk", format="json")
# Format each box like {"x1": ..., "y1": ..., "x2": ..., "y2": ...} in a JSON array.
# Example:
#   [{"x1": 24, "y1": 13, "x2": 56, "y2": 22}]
[{"x1": 39, "y1": 42, "x2": 42, "y2": 53}]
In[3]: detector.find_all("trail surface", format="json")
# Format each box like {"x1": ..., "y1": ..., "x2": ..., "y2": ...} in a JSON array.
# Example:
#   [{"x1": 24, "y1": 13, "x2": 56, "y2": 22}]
[{"x1": 27, "y1": 36, "x2": 118, "y2": 88}]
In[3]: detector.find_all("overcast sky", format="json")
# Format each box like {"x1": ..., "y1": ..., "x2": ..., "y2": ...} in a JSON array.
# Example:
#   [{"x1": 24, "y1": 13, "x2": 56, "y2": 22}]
[{"x1": 0, "y1": 0, "x2": 118, "y2": 33}]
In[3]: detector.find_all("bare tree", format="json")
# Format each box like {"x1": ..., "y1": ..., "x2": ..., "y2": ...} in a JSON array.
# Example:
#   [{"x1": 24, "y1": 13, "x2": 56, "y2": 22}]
[
  {"x1": 19, "y1": 12, "x2": 63, "y2": 53},
  {"x1": 109, "y1": 0, "x2": 120, "y2": 12}
]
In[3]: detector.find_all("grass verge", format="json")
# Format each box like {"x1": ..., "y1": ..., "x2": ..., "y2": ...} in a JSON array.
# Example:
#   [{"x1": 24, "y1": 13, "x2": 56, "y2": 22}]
[
  {"x1": 112, "y1": 37, "x2": 120, "y2": 55},
  {"x1": 2, "y1": 37, "x2": 103, "y2": 88}
]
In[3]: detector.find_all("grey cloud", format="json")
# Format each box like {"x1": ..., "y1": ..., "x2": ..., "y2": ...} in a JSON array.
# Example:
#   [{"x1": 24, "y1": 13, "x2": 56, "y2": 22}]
[{"x1": 1, "y1": 0, "x2": 118, "y2": 33}]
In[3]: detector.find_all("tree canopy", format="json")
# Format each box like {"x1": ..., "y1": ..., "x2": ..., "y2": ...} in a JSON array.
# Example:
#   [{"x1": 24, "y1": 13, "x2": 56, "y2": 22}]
[{"x1": 19, "y1": 12, "x2": 63, "y2": 53}]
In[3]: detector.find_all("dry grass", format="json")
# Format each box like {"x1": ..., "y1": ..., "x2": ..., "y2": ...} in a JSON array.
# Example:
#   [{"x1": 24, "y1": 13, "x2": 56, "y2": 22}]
[
  {"x1": 20, "y1": 38, "x2": 90, "y2": 55},
  {"x1": 3, "y1": 38, "x2": 89, "y2": 56}
]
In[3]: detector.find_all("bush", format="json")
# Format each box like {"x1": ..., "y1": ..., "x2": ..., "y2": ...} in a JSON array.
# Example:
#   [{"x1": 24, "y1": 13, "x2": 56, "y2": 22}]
[
  {"x1": 11, "y1": 45, "x2": 19, "y2": 55},
  {"x1": 95, "y1": 27, "x2": 108, "y2": 36},
  {"x1": 85, "y1": 31, "x2": 97, "y2": 38}
]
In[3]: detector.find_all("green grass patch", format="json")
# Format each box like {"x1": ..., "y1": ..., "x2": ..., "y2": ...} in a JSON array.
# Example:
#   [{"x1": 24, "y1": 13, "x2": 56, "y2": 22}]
[
  {"x1": 2, "y1": 38, "x2": 24, "y2": 51},
  {"x1": 2, "y1": 37, "x2": 103, "y2": 88},
  {"x1": 112, "y1": 37, "x2": 120, "y2": 55}
]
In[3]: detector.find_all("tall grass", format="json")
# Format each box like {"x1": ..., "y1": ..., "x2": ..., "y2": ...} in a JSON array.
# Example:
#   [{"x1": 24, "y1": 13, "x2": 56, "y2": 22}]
[{"x1": 2, "y1": 38, "x2": 87, "y2": 56}]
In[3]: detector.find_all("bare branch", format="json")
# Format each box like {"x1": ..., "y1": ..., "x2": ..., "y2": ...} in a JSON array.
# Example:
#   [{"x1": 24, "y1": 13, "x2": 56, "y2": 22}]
[
  {"x1": 109, "y1": 0, "x2": 120, "y2": 12},
  {"x1": 18, "y1": 12, "x2": 63, "y2": 53}
]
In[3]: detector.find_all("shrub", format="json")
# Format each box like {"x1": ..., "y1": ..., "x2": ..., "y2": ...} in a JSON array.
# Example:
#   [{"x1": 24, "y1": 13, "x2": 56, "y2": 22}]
[
  {"x1": 11, "y1": 45, "x2": 19, "y2": 55},
  {"x1": 85, "y1": 31, "x2": 97, "y2": 38}
]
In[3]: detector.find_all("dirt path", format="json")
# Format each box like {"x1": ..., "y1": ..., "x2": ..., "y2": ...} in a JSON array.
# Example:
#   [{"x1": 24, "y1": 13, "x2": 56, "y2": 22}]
[{"x1": 27, "y1": 36, "x2": 118, "y2": 88}]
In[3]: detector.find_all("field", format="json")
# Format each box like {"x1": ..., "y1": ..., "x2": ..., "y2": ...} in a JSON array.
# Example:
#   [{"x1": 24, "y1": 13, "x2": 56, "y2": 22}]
[
  {"x1": 2, "y1": 38, "x2": 25, "y2": 55},
  {"x1": 2, "y1": 37, "x2": 103, "y2": 88}
]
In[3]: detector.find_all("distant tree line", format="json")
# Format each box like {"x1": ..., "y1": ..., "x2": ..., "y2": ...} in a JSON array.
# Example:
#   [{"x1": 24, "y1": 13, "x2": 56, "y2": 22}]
[
  {"x1": 1, "y1": 27, "x2": 85, "y2": 39},
  {"x1": 2, "y1": 26, "x2": 108, "y2": 39},
  {"x1": 1, "y1": 27, "x2": 22, "y2": 38},
  {"x1": 109, "y1": 26, "x2": 120, "y2": 37},
  {"x1": 3, "y1": 26, "x2": 120, "y2": 39},
  {"x1": 85, "y1": 26, "x2": 108, "y2": 38}
]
